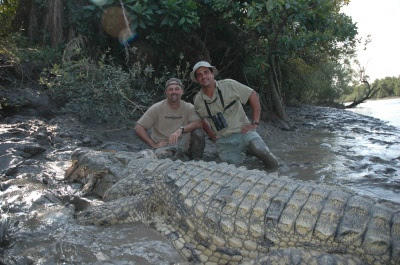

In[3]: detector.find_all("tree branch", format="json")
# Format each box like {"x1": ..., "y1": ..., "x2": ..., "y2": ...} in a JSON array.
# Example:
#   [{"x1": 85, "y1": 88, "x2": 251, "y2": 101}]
[{"x1": 345, "y1": 80, "x2": 380, "y2": 108}]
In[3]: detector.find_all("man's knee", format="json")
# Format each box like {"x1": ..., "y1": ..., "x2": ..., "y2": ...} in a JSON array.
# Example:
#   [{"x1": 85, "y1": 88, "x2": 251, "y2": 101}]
[
  {"x1": 191, "y1": 128, "x2": 205, "y2": 139},
  {"x1": 218, "y1": 151, "x2": 244, "y2": 164}
]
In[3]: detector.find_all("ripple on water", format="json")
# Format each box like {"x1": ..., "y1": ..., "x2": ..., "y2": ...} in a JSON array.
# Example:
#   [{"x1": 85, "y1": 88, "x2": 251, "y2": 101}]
[{"x1": 272, "y1": 106, "x2": 400, "y2": 204}]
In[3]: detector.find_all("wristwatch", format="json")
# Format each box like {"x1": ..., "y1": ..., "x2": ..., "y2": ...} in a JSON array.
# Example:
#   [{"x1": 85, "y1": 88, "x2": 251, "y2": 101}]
[
  {"x1": 251, "y1": 120, "x2": 259, "y2": 125},
  {"x1": 179, "y1": 126, "x2": 185, "y2": 133}
]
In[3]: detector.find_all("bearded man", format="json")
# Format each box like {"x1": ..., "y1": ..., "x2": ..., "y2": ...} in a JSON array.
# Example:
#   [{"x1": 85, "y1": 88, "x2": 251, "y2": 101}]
[{"x1": 135, "y1": 78, "x2": 205, "y2": 160}]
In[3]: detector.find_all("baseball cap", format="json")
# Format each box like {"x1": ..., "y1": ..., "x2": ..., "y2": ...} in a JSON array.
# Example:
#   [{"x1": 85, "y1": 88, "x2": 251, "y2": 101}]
[{"x1": 165, "y1": 78, "x2": 184, "y2": 89}]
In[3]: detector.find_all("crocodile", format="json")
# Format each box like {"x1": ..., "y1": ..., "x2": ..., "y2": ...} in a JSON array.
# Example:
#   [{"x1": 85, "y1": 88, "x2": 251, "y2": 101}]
[{"x1": 65, "y1": 148, "x2": 400, "y2": 265}]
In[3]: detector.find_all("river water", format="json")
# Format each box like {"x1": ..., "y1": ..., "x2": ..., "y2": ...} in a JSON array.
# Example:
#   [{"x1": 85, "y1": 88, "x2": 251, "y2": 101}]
[
  {"x1": 261, "y1": 100, "x2": 400, "y2": 204},
  {"x1": 347, "y1": 98, "x2": 400, "y2": 128},
  {"x1": 343, "y1": 98, "x2": 400, "y2": 201}
]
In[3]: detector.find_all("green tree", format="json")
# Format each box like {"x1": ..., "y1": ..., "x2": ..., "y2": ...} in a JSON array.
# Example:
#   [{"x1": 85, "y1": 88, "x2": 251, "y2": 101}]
[
  {"x1": 7, "y1": 0, "x2": 359, "y2": 122},
  {"x1": 373, "y1": 76, "x2": 400, "y2": 98},
  {"x1": 234, "y1": 0, "x2": 357, "y2": 120},
  {"x1": 0, "y1": 0, "x2": 19, "y2": 36},
  {"x1": 394, "y1": 77, "x2": 400, "y2": 96}
]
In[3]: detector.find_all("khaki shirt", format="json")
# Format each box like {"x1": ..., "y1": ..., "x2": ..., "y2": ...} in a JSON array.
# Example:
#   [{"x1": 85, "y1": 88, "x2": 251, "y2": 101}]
[
  {"x1": 137, "y1": 99, "x2": 199, "y2": 143},
  {"x1": 194, "y1": 79, "x2": 253, "y2": 138}
]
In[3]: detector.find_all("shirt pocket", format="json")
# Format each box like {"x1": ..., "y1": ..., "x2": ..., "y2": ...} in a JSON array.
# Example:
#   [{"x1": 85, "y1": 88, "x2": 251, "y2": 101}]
[
  {"x1": 222, "y1": 98, "x2": 238, "y2": 116},
  {"x1": 196, "y1": 109, "x2": 209, "y2": 119}
]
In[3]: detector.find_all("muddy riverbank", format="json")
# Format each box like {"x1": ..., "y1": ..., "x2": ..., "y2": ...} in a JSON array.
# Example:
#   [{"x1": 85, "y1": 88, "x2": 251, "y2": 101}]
[{"x1": 1, "y1": 97, "x2": 399, "y2": 264}]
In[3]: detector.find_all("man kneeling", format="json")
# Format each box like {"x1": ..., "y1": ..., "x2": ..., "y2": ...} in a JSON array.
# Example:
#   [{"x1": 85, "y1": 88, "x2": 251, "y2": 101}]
[{"x1": 134, "y1": 78, "x2": 205, "y2": 160}]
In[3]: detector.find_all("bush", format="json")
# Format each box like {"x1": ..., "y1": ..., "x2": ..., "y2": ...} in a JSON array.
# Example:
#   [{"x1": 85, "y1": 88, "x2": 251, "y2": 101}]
[
  {"x1": 40, "y1": 52, "x2": 183, "y2": 125},
  {"x1": 0, "y1": 33, "x2": 62, "y2": 86},
  {"x1": 0, "y1": 0, "x2": 18, "y2": 37}
]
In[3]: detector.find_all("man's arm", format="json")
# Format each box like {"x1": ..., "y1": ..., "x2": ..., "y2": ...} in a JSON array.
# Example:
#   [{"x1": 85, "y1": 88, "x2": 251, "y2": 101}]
[
  {"x1": 183, "y1": 119, "x2": 203, "y2": 132},
  {"x1": 248, "y1": 90, "x2": 261, "y2": 123},
  {"x1": 201, "y1": 119, "x2": 217, "y2": 142},
  {"x1": 134, "y1": 123, "x2": 166, "y2": 148},
  {"x1": 168, "y1": 119, "x2": 203, "y2": 145},
  {"x1": 241, "y1": 90, "x2": 260, "y2": 134}
]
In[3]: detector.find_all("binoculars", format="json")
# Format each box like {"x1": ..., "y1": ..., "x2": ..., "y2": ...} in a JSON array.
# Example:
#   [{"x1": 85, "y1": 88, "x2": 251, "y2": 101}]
[{"x1": 211, "y1": 112, "x2": 228, "y2": 131}]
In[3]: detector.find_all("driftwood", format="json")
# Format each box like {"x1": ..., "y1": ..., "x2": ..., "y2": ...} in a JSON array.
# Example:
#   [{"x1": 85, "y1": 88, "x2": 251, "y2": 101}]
[{"x1": 345, "y1": 80, "x2": 380, "y2": 108}]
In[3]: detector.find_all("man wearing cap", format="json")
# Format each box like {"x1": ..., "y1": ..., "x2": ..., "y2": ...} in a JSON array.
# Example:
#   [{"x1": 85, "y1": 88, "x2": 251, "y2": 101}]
[
  {"x1": 134, "y1": 78, "x2": 205, "y2": 160},
  {"x1": 191, "y1": 61, "x2": 278, "y2": 169}
]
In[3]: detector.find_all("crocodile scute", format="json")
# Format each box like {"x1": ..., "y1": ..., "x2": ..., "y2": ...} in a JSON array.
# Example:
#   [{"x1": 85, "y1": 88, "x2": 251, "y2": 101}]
[{"x1": 65, "y1": 148, "x2": 400, "y2": 265}]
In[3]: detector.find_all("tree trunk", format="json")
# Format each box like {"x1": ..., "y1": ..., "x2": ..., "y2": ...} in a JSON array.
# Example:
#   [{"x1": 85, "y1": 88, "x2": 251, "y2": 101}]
[
  {"x1": 44, "y1": 0, "x2": 64, "y2": 47},
  {"x1": 267, "y1": 68, "x2": 287, "y2": 121},
  {"x1": 29, "y1": 3, "x2": 38, "y2": 43},
  {"x1": 11, "y1": 0, "x2": 32, "y2": 33}
]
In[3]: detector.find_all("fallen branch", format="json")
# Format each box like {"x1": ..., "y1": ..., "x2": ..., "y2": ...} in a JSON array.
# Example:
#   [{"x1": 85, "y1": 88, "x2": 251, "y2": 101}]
[{"x1": 345, "y1": 80, "x2": 380, "y2": 109}]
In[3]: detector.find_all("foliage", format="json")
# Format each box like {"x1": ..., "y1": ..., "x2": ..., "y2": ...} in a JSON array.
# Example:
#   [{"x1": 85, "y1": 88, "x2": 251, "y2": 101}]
[
  {"x1": 161, "y1": 0, "x2": 355, "y2": 120},
  {"x1": 0, "y1": 37, "x2": 19, "y2": 86},
  {"x1": 7, "y1": 0, "x2": 362, "y2": 121},
  {"x1": 0, "y1": 0, "x2": 18, "y2": 36},
  {"x1": 341, "y1": 74, "x2": 400, "y2": 103},
  {"x1": 157, "y1": 0, "x2": 199, "y2": 32},
  {"x1": 81, "y1": 0, "x2": 199, "y2": 32},
  {"x1": 238, "y1": 0, "x2": 357, "y2": 115},
  {"x1": 281, "y1": 58, "x2": 348, "y2": 104},
  {"x1": 40, "y1": 48, "x2": 192, "y2": 124},
  {"x1": 0, "y1": 33, "x2": 62, "y2": 86},
  {"x1": 4, "y1": 34, "x2": 62, "y2": 65},
  {"x1": 374, "y1": 76, "x2": 400, "y2": 98},
  {"x1": 78, "y1": 0, "x2": 199, "y2": 51},
  {"x1": 41, "y1": 55, "x2": 151, "y2": 124}
]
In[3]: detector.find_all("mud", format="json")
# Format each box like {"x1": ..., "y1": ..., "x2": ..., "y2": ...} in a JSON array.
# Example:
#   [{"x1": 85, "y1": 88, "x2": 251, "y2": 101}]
[{"x1": 1, "y1": 102, "x2": 399, "y2": 264}]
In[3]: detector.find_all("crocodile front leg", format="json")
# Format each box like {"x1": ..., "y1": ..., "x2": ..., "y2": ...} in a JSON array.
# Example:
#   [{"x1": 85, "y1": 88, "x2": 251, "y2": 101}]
[{"x1": 76, "y1": 194, "x2": 156, "y2": 226}]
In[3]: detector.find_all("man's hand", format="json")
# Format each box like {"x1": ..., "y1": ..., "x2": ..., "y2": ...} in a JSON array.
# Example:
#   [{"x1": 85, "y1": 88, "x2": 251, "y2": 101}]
[
  {"x1": 241, "y1": 123, "x2": 257, "y2": 134},
  {"x1": 202, "y1": 119, "x2": 217, "y2": 142},
  {"x1": 154, "y1": 140, "x2": 168, "y2": 148},
  {"x1": 135, "y1": 123, "x2": 168, "y2": 149},
  {"x1": 168, "y1": 129, "x2": 182, "y2": 145},
  {"x1": 209, "y1": 133, "x2": 217, "y2": 142}
]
